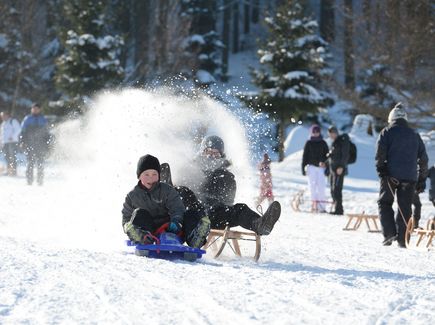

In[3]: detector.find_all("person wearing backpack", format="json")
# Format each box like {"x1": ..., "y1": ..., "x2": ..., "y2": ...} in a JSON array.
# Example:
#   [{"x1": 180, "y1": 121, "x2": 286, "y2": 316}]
[
  {"x1": 327, "y1": 126, "x2": 350, "y2": 215},
  {"x1": 375, "y1": 103, "x2": 428, "y2": 248}
]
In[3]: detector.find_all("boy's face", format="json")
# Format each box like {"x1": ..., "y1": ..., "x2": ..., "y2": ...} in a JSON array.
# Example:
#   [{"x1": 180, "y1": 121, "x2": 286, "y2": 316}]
[
  {"x1": 203, "y1": 148, "x2": 221, "y2": 159},
  {"x1": 139, "y1": 169, "x2": 159, "y2": 189},
  {"x1": 328, "y1": 131, "x2": 338, "y2": 140}
]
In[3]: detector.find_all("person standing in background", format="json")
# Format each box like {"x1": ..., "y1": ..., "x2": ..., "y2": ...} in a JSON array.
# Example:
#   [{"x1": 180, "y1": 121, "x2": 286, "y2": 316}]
[
  {"x1": 20, "y1": 103, "x2": 50, "y2": 185},
  {"x1": 375, "y1": 103, "x2": 428, "y2": 248},
  {"x1": 327, "y1": 126, "x2": 350, "y2": 215},
  {"x1": 256, "y1": 153, "x2": 275, "y2": 207},
  {"x1": 0, "y1": 110, "x2": 21, "y2": 176},
  {"x1": 302, "y1": 125, "x2": 329, "y2": 212}
]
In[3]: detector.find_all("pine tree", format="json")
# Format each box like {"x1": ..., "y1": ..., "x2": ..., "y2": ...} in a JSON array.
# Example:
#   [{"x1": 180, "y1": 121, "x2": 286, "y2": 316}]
[
  {"x1": 54, "y1": 0, "x2": 124, "y2": 113},
  {"x1": 182, "y1": 0, "x2": 223, "y2": 88},
  {"x1": 243, "y1": 1, "x2": 332, "y2": 161}
]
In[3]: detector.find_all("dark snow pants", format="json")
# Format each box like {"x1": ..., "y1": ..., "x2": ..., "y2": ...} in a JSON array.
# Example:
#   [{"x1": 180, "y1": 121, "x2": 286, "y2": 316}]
[
  {"x1": 412, "y1": 192, "x2": 422, "y2": 226},
  {"x1": 3, "y1": 142, "x2": 18, "y2": 175},
  {"x1": 208, "y1": 204, "x2": 261, "y2": 231},
  {"x1": 26, "y1": 149, "x2": 45, "y2": 185},
  {"x1": 378, "y1": 177, "x2": 415, "y2": 244},
  {"x1": 330, "y1": 171, "x2": 344, "y2": 214},
  {"x1": 174, "y1": 186, "x2": 261, "y2": 231},
  {"x1": 131, "y1": 208, "x2": 201, "y2": 242}
]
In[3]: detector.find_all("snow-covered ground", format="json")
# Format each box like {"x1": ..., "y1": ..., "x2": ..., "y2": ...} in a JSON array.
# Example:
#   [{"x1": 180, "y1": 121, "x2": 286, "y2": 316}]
[{"x1": 1, "y1": 90, "x2": 434, "y2": 324}]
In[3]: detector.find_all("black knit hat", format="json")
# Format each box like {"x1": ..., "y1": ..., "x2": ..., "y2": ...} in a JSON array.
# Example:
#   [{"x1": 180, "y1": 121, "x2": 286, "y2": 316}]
[{"x1": 136, "y1": 154, "x2": 160, "y2": 178}]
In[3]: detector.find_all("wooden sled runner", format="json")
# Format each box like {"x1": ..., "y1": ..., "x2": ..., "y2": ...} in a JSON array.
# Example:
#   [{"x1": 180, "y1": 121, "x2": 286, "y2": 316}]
[
  {"x1": 291, "y1": 190, "x2": 333, "y2": 213},
  {"x1": 204, "y1": 226, "x2": 261, "y2": 262},
  {"x1": 405, "y1": 217, "x2": 435, "y2": 249},
  {"x1": 343, "y1": 213, "x2": 382, "y2": 232}
]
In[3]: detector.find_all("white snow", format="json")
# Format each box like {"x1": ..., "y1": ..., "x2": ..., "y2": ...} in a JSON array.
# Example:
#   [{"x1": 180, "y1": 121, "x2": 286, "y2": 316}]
[{"x1": 1, "y1": 90, "x2": 435, "y2": 324}]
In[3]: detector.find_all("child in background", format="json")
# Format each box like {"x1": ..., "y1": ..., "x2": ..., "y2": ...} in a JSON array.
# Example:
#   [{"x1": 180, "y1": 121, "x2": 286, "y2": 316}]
[{"x1": 256, "y1": 153, "x2": 275, "y2": 206}]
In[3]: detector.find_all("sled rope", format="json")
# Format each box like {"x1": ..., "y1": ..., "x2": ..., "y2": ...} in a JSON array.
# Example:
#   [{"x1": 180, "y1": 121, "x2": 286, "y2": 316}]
[{"x1": 386, "y1": 177, "x2": 409, "y2": 226}]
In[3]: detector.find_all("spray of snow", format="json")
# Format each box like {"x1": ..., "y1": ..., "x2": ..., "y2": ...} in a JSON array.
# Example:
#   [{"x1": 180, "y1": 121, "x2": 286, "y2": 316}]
[{"x1": 2, "y1": 88, "x2": 257, "y2": 251}]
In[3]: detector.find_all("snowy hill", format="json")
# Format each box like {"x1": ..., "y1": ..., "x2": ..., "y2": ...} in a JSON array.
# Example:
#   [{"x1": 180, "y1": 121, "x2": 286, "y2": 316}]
[{"x1": 1, "y1": 90, "x2": 435, "y2": 324}]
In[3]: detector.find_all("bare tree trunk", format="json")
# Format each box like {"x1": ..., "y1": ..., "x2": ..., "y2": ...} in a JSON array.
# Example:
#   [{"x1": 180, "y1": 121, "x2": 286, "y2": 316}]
[
  {"x1": 244, "y1": 1, "x2": 250, "y2": 34},
  {"x1": 277, "y1": 120, "x2": 285, "y2": 162},
  {"x1": 344, "y1": 0, "x2": 355, "y2": 89},
  {"x1": 155, "y1": 0, "x2": 169, "y2": 75},
  {"x1": 252, "y1": 0, "x2": 259, "y2": 24},
  {"x1": 232, "y1": 1, "x2": 239, "y2": 53},
  {"x1": 362, "y1": 0, "x2": 371, "y2": 32},
  {"x1": 222, "y1": 0, "x2": 231, "y2": 81},
  {"x1": 320, "y1": 0, "x2": 335, "y2": 42}
]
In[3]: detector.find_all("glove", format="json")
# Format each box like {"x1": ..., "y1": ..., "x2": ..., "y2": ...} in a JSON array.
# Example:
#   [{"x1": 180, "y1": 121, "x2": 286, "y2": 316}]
[
  {"x1": 124, "y1": 222, "x2": 154, "y2": 244},
  {"x1": 302, "y1": 170, "x2": 306, "y2": 176},
  {"x1": 415, "y1": 180, "x2": 426, "y2": 193},
  {"x1": 167, "y1": 222, "x2": 182, "y2": 233}
]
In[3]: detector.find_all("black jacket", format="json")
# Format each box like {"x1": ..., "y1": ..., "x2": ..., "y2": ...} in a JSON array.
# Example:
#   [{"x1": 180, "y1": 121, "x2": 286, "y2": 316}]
[
  {"x1": 302, "y1": 139, "x2": 329, "y2": 174},
  {"x1": 328, "y1": 133, "x2": 350, "y2": 171},
  {"x1": 375, "y1": 119, "x2": 428, "y2": 182},
  {"x1": 428, "y1": 166, "x2": 435, "y2": 202},
  {"x1": 122, "y1": 182, "x2": 185, "y2": 228}
]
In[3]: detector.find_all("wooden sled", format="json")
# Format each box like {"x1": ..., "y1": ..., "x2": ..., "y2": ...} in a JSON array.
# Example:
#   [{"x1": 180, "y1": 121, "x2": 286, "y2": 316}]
[
  {"x1": 343, "y1": 213, "x2": 381, "y2": 232},
  {"x1": 291, "y1": 190, "x2": 305, "y2": 212},
  {"x1": 291, "y1": 190, "x2": 333, "y2": 213},
  {"x1": 405, "y1": 217, "x2": 435, "y2": 249},
  {"x1": 203, "y1": 226, "x2": 261, "y2": 262}
]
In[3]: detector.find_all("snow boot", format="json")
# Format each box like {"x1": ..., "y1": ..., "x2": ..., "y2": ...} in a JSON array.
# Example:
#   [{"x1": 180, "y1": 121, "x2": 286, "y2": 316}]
[
  {"x1": 187, "y1": 216, "x2": 211, "y2": 248},
  {"x1": 160, "y1": 162, "x2": 173, "y2": 186},
  {"x1": 253, "y1": 201, "x2": 281, "y2": 236},
  {"x1": 382, "y1": 235, "x2": 397, "y2": 246}
]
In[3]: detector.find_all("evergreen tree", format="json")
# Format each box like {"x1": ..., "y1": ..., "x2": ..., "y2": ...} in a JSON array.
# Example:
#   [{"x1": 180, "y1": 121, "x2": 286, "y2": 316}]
[
  {"x1": 0, "y1": 2, "x2": 36, "y2": 113},
  {"x1": 243, "y1": 1, "x2": 332, "y2": 161},
  {"x1": 182, "y1": 0, "x2": 223, "y2": 88},
  {"x1": 54, "y1": 0, "x2": 124, "y2": 113}
]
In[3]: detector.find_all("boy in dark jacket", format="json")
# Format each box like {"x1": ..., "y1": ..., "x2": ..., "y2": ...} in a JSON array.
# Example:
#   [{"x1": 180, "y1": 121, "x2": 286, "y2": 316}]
[
  {"x1": 375, "y1": 103, "x2": 428, "y2": 247},
  {"x1": 122, "y1": 154, "x2": 209, "y2": 248},
  {"x1": 327, "y1": 126, "x2": 350, "y2": 215}
]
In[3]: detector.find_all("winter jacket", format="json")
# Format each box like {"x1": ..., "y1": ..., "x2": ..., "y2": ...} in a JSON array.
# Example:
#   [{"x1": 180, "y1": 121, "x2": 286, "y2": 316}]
[
  {"x1": 20, "y1": 114, "x2": 50, "y2": 153},
  {"x1": 429, "y1": 166, "x2": 435, "y2": 203},
  {"x1": 328, "y1": 133, "x2": 350, "y2": 171},
  {"x1": 302, "y1": 139, "x2": 329, "y2": 174},
  {"x1": 0, "y1": 118, "x2": 21, "y2": 145},
  {"x1": 122, "y1": 181, "x2": 185, "y2": 228},
  {"x1": 375, "y1": 119, "x2": 428, "y2": 182},
  {"x1": 195, "y1": 156, "x2": 237, "y2": 208}
]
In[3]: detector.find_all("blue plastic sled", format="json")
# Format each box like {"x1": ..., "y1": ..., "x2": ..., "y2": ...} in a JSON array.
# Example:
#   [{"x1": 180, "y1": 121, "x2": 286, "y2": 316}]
[{"x1": 126, "y1": 232, "x2": 206, "y2": 262}]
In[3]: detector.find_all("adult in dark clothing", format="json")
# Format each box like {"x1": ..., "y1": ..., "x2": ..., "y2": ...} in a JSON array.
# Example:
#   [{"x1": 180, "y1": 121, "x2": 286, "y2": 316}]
[
  {"x1": 302, "y1": 125, "x2": 329, "y2": 212},
  {"x1": 375, "y1": 103, "x2": 428, "y2": 248},
  {"x1": 327, "y1": 126, "x2": 350, "y2": 215},
  {"x1": 122, "y1": 154, "x2": 210, "y2": 248},
  {"x1": 429, "y1": 165, "x2": 435, "y2": 207},
  {"x1": 162, "y1": 136, "x2": 281, "y2": 236},
  {"x1": 20, "y1": 103, "x2": 50, "y2": 185}
]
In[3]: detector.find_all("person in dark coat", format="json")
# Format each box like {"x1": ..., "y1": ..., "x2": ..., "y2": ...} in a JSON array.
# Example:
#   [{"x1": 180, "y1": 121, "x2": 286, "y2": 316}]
[
  {"x1": 162, "y1": 136, "x2": 281, "y2": 236},
  {"x1": 302, "y1": 125, "x2": 329, "y2": 212},
  {"x1": 327, "y1": 126, "x2": 350, "y2": 215},
  {"x1": 122, "y1": 154, "x2": 209, "y2": 248},
  {"x1": 20, "y1": 103, "x2": 50, "y2": 185},
  {"x1": 429, "y1": 164, "x2": 435, "y2": 207},
  {"x1": 375, "y1": 103, "x2": 428, "y2": 247}
]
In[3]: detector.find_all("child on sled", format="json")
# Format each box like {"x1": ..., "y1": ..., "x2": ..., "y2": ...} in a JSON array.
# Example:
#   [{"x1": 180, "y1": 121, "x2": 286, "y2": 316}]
[{"x1": 122, "y1": 154, "x2": 210, "y2": 248}]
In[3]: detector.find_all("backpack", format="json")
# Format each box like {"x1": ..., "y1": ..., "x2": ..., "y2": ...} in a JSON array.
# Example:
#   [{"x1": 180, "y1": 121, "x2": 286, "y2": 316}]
[{"x1": 348, "y1": 140, "x2": 357, "y2": 164}]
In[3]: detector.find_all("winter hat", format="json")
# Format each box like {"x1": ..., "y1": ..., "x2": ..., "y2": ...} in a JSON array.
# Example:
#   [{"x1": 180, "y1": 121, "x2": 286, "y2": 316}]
[
  {"x1": 310, "y1": 124, "x2": 321, "y2": 135},
  {"x1": 328, "y1": 126, "x2": 338, "y2": 134},
  {"x1": 388, "y1": 102, "x2": 408, "y2": 123},
  {"x1": 200, "y1": 135, "x2": 225, "y2": 156},
  {"x1": 136, "y1": 154, "x2": 160, "y2": 178}
]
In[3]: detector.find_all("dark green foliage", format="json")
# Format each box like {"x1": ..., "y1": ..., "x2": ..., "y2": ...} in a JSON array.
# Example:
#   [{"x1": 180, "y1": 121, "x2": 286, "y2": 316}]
[{"x1": 54, "y1": 0, "x2": 124, "y2": 111}]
